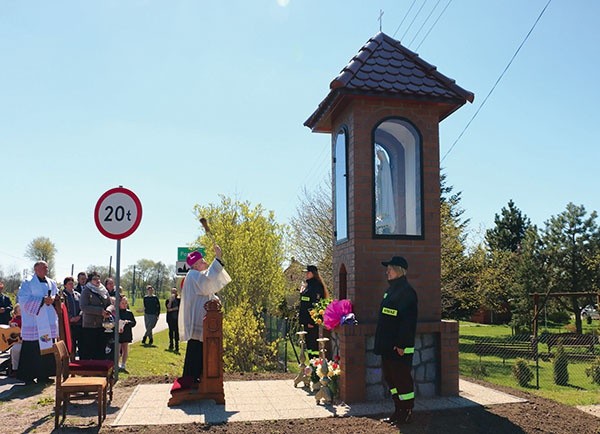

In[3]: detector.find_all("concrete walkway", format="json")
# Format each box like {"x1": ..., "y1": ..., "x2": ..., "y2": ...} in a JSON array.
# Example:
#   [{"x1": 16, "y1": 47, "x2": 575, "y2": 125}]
[
  {"x1": 131, "y1": 313, "x2": 169, "y2": 344},
  {"x1": 112, "y1": 379, "x2": 529, "y2": 426}
]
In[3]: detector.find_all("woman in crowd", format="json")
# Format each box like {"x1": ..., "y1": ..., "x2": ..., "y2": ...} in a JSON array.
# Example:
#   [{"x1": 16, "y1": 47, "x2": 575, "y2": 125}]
[{"x1": 79, "y1": 272, "x2": 112, "y2": 360}]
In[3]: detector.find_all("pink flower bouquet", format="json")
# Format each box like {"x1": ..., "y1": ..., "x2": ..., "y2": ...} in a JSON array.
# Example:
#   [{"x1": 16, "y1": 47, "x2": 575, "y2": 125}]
[{"x1": 323, "y1": 299, "x2": 355, "y2": 330}]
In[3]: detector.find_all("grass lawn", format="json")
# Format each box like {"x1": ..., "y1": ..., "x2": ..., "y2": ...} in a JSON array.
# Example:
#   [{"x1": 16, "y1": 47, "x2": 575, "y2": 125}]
[
  {"x1": 459, "y1": 321, "x2": 600, "y2": 406},
  {"x1": 117, "y1": 329, "x2": 186, "y2": 379}
]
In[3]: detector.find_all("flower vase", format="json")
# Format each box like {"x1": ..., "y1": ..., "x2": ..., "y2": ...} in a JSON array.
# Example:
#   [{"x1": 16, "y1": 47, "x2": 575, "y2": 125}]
[{"x1": 310, "y1": 380, "x2": 321, "y2": 392}]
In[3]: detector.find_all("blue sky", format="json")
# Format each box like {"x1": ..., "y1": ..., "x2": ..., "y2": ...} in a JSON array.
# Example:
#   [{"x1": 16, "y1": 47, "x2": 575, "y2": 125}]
[{"x1": 1, "y1": 0, "x2": 599, "y2": 280}]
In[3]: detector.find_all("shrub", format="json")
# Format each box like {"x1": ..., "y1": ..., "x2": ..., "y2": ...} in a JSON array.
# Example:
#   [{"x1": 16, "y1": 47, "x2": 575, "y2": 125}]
[
  {"x1": 223, "y1": 301, "x2": 279, "y2": 372},
  {"x1": 470, "y1": 362, "x2": 488, "y2": 379},
  {"x1": 512, "y1": 358, "x2": 533, "y2": 387},
  {"x1": 553, "y1": 345, "x2": 569, "y2": 386},
  {"x1": 585, "y1": 357, "x2": 600, "y2": 385},
  {"x1": 546, "y1": 309, "x2": 570, "y2": 325}
]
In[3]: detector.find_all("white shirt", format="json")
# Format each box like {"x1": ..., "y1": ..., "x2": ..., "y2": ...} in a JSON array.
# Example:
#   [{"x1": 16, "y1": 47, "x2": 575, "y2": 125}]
[
  {"x1": 17, "y1": 275, "x2": 59, "y2": 341},
  {"x1": 179, "y1": 259, "x2": 231, "y2": 341}
]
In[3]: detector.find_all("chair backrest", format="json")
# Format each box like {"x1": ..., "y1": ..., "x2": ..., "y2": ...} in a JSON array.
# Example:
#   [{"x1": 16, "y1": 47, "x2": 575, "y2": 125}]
[{"x1": 53, "y1": 340, "x2": 71, "y2": 386}]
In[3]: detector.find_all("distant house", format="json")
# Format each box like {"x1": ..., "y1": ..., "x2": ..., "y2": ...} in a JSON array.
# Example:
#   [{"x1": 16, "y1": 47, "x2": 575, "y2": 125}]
[{"x1": 470, "y1": 303, "x2": 512, "y2": 324}]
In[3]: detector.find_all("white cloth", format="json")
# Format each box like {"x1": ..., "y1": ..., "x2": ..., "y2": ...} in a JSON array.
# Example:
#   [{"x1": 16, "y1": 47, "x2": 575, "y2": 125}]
[
  {"x1": 17, "y1": 275, "x2": 59, "y2": 342},
  {"x1": 179, "y1": 259, "x2": 231, "y2": 342},
  {"x1": 375, "y1": 147, "x2": 396, "y2": 234}
]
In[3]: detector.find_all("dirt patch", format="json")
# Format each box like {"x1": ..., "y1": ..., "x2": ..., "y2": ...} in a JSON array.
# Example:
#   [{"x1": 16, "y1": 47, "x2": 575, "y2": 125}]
[{"x1": 2, "y1": 374, "x2": 598, "y2": 434}]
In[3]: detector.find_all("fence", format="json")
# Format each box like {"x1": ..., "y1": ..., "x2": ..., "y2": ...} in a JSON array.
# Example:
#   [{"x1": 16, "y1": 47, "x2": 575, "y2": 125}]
[
  {"x1": 461, "y1": 326, "x2": 600, "y2": 396},
  {"x1": 262, "y1": 312, "x2": 301, "y2": 372}
]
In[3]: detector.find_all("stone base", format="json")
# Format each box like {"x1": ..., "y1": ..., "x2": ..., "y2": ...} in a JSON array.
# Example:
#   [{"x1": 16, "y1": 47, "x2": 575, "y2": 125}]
[{"x1": 335, "y1": 320, "x2": 459, "y2": 403}]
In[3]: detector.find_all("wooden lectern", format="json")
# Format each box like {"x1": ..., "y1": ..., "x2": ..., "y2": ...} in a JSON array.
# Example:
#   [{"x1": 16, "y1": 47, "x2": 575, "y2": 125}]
[{"x1": 168, "y1": 299, "x2": 225, "y2": 406}]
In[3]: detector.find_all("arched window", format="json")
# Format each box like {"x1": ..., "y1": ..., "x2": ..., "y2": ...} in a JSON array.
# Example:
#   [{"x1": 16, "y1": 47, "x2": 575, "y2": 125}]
[
  {"x1": 334, "y1": 128, "x2": 348, "y2": 242},
  {"x1": 373, "y1": 118, "x2": 422, "y2": 237}
]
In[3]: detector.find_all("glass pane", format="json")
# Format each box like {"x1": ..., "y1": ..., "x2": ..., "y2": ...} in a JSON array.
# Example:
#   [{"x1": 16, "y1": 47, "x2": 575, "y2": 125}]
[
  {"x1": 334, "y1": 129, "x2": 348, "y2": 241},
  {"x1": 374, "y1": 119, "x2": 422, "y2": 236}
]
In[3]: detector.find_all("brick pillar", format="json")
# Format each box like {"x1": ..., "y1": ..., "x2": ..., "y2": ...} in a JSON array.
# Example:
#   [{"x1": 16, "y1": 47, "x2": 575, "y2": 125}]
[
  {"x1": 439, "y1": 320, "x2": 459, "y2": 396},
  {"x1": 337, "y1": 324, "x2": 368, "y2": 403}
]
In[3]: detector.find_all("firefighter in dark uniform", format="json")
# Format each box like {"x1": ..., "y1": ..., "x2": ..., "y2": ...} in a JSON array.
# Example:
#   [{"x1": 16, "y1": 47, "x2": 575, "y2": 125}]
[
  {"x1": 298, "y1": 265, "x2": 328, "y2": 358},
  {"x1": 374, "y1": 256, "x2": 418, "y2": 426}
]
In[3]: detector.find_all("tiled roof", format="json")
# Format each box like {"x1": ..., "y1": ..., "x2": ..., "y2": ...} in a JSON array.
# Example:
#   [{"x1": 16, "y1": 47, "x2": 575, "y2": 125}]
[{"x1": 305, "y1": 32, "x2": 474, "y2": 131}]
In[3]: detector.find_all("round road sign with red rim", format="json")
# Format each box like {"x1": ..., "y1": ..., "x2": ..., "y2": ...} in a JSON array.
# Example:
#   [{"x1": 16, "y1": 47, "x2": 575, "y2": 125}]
[{"x1": 94, "y1": 187, "x2": 143, "y2": 240}]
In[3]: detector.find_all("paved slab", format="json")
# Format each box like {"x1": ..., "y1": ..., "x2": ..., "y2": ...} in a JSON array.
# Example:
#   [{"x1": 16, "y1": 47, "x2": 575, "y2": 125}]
[{"x1": 111, "y1": 379, "x2": 529, "y2": 427}]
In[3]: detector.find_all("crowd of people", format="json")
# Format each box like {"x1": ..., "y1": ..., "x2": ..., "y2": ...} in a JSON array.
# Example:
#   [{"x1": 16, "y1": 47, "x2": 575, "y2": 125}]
[{"x1": 0, "y1": 262, "x2": 186, "y2": 383}]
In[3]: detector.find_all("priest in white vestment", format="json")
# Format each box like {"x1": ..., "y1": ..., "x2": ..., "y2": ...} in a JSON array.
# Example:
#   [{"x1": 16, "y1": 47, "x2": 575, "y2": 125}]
[
  {"x1": 16, "y1": 261, "x2": 59, "y2": 384},
  {"x1": 179, "y1": 245, "x2": 231, "y2": 382}
]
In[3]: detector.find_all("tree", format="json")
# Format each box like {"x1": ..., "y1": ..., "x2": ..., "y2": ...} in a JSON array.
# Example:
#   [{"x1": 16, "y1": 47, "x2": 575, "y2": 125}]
[
  {"x1": 85, "y1": 265, "x2": 115, "y2": 280},
  {"x1": 287, "y1": 182, "x2": 333, "y2": 291},
  {"x1": 0, "y1": 266, "x2": 22, "y2": 295},
  {"x1": 120, "y1": 260, "x2": 173, "y2": 301},
  {"x1": 510, "y1": 226, "x2": 546, "y2": 333},
  {"x1": 192, "y1": 196, "x2": 288, "y2": 314},
  {"x1": 485, "y1": 200, "x2": 531, "y2": 252},
  {"x1": 191, "y1": 196, "x2": 288, "y2": 371},
  {"x1": 540, "y1": 203, "x2": 600, "y2": 333},
  {"x1": 479, "y1": 201, "x2": 532, "y2": 328},
  {"x1": 440, "y1": 173, "x2": 479, "y2": 319},
  {"x1": 25, "y1": 236, "x2": 57, "y2": 277}
]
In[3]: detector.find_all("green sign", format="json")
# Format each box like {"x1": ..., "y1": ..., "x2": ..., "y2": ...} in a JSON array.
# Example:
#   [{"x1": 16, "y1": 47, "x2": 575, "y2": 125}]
[{"x1": 177, "y1": 246, "x2": 206, "y2": 261}]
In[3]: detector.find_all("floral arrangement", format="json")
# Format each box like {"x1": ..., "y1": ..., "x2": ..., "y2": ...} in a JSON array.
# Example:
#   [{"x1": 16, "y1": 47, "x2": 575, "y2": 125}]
[
  {"x1": 309, "y1": 297, "x2": 332, "y2": 326},
  {"x1": 304, "y1": 355, "x2": 342, "y2": 397},
  {"x1": 323, "y1": 299, "x2": 357, "y2": 330}
]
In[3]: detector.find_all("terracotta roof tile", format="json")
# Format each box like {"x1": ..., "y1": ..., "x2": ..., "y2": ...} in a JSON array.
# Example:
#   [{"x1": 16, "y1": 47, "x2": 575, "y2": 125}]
[{"x1": 305, "y1": 32, "x2": 474, "y2": 131}]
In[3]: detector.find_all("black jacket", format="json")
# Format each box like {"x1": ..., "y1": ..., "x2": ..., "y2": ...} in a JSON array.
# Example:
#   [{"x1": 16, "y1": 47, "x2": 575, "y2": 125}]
[
  {"x1": 374, "y1": 276, "x2": 418, "y2": 363},
  {"x1": 0, "y1": 293, "x2": 13, "y2": 325},
  {"x1": 143, "y1": 295, "x2": 161, "y2": 315},
  {"x1": 165, "y1": 296, "x2": 180, "y2": 323},
  {"x1": 118, "y1": 309, "x2": 137, "y2": 343},
  {"x1": 299, "y1": 277, "x2": 325, "y2": 325}
]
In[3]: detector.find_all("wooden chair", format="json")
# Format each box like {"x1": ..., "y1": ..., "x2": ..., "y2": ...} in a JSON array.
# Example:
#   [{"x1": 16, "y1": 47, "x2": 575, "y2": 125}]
[
  {"x1": 56, "y1": 300, "x2": 115, "y2": 401},
  {"x1": 53, "y1": 340, "x2": 108, "y2": 429},
  {"x1": 69, "y1": 358, "x2": 115, "y2": 402}
]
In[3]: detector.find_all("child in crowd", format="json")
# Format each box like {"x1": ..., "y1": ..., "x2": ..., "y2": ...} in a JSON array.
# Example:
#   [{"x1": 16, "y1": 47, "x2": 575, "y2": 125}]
[
  {"x1": 9, "y1": 304, "x2": 22, "y2": 376},
  {"x1": 118, "y1": 296, "x2": 136, "y2": 371}
]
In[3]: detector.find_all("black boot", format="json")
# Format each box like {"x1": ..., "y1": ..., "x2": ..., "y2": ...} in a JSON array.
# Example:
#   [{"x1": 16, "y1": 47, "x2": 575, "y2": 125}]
[
  {"x1": 394, "y1": 409, "x2": 412, "y2": 425},
  {"x1": 175, "y1": 341, "x2": 179, "y2": 352},
  {"x1": 381, "y1": 413, "x2": 399, "y2": 424},
  {"x1": 169, "y1": 339, "x2": 173, "y2": 351}
]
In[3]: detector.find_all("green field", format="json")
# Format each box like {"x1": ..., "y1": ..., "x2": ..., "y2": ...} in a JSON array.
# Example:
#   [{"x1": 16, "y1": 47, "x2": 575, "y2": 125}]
[{"x1": 459, "y1": 321, "x2": 600, "y2": 406}]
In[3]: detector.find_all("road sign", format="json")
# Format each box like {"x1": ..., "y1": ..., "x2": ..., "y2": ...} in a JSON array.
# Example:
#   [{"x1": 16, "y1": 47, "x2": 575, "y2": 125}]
[
  {"x1": 177, "y1": 246, "x2": 206, "y2": 262},
  {"x1": 94, "y1": 187, "x2": 143, "y2": 240},
  {"x1": 178, "y1": 247, "x2": 193, "y2": 262},
  {"x1": 176, "y1": 261, "x2": 191, "y2": 275}
]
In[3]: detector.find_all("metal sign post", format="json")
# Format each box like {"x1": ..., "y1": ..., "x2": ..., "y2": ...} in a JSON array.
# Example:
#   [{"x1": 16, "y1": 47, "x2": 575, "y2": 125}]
[{"x1": 95, "y1": 186, "x2": 142, "y2": 380}]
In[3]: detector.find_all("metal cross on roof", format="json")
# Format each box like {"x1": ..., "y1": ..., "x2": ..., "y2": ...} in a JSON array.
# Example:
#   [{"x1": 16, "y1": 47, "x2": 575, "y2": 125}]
[{"x1": 378, "y1": 9, "x2": 384, "y2": 31}]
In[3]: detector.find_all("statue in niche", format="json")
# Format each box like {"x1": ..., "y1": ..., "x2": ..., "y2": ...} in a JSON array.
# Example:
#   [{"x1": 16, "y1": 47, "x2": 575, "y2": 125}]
[{"x1": 375, "y1": 145, "x2": 396, "y2": 234}]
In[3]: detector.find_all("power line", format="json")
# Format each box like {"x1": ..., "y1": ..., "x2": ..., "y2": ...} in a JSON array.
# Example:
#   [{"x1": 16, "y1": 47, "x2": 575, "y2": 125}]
[
  {"x1": 392, "y1": 0, "x2": 418, "y2": 38},
  {"x1": 408, "y1": 0, "x2": 443, "y2": 49},
  {"x1": 415, "y1": 0, "x2": 452, "y2": 51},
  {"x1": 401, "y1": 0, "x2": 428, "y2": 42},
  {"x1": 441, "y1": 0, "x2": 552, "y2": 162}
]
